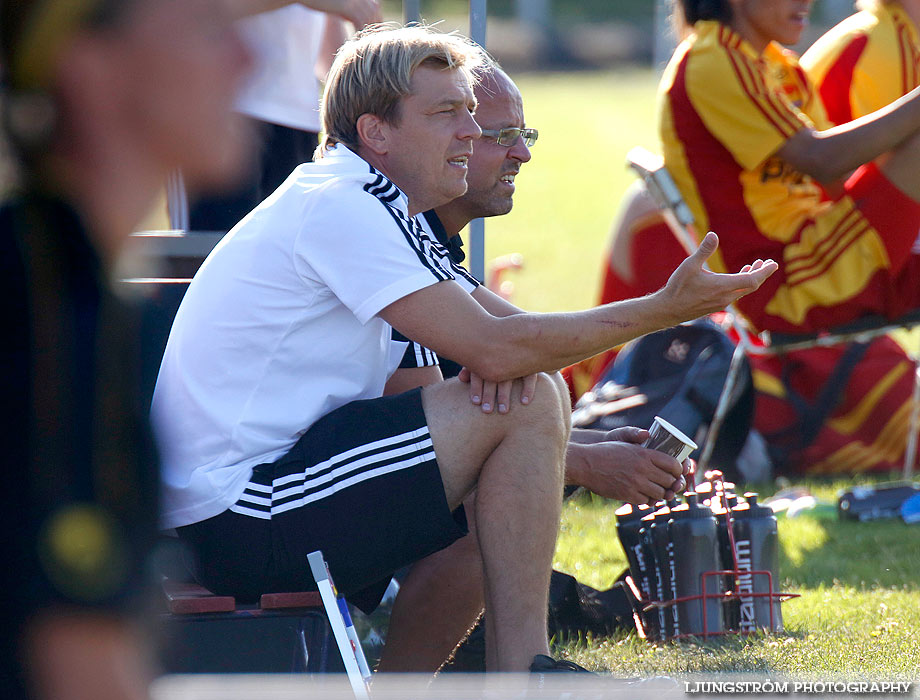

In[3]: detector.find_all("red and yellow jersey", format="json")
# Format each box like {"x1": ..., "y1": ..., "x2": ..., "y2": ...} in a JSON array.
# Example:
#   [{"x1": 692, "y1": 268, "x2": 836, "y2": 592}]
[
  {"x1": 801, "y1": 1, "x2": 920, "y2": 125},
  {"x1": 658, "y1": 21, "x2": 911, "y2": 334}
]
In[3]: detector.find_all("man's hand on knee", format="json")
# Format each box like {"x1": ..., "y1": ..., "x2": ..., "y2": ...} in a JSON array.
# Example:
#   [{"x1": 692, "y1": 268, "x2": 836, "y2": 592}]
[{"x1": 459, "y1": 368, "x2": 538, "y2": 414}]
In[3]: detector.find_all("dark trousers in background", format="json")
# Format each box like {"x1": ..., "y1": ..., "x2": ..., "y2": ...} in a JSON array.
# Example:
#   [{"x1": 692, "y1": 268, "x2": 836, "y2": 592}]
[{"x1": 189, "y1": 117, "x2": 319, "y2": 233}]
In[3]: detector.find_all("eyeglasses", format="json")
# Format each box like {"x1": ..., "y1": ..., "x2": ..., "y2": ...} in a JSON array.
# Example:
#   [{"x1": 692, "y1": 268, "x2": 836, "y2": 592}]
[{"x1": 479, "y1": 127, "x2": 538, "y2": 147}]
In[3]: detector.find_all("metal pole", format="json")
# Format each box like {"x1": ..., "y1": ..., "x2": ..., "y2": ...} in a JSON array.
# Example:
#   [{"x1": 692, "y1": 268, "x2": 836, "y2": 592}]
[
  {"x1": 469, "y1": 0, "x2": 487, "y2": 282},
  {"x1": 403, "y1": 0, "x2": 420, "y2": 24},
  {"x1": 653, "y1": 0, "x2": 677, "y2": 71}
]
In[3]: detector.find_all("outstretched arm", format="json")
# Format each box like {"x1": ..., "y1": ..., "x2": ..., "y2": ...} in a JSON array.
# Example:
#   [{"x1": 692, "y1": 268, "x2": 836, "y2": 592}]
[
  {"x1": 229, "y1": 0, "x2": 381, "y2": 25},
  {"x1": 380, "y1": 232, "x2": 776, "y2": 383},
  {"x1": 778, "y1": 84, "x2": 920, "y2": 184}
]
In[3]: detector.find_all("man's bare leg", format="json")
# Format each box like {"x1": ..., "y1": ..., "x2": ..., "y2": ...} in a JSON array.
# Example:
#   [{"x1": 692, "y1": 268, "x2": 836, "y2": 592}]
[
  {"x1": 377, "y1": 494, "x2": 485, "y2": 673},
  {"x1": 419, "y1": 373, "x2": 567, "y2": 671},
  {"x1": 379, "y1": 372, "x2": 573, "y2": 672}
]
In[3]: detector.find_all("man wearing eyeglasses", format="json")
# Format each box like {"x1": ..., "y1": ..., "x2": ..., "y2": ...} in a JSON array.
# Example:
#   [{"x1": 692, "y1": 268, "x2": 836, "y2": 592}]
[
  {"x1": 155, "y1": 28, "x2": 776, "y2": 675},
  {"x1": 376, "y1": 63, "x2": 718, "y2": 672}
]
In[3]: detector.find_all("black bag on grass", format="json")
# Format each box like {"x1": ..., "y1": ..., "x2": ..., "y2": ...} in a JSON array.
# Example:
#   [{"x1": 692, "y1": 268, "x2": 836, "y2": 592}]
[{"x1": 572, "y1": 318, "x2": 754, "y2": 473}]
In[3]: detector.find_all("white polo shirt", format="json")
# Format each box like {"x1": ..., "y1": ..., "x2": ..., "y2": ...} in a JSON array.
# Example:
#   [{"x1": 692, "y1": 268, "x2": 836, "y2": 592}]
[{"x1": 152, "y1": 146, "x2": 474, "y2": 529}]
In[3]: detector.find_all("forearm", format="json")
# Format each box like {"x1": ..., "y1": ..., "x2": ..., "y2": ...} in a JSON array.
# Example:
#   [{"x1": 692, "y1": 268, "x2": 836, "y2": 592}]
[
  {"x1": 784, "y1": 86, "x2": 920, "y2": 182},
  {"x1": 564, "y1": 440, "x2": 592, "y2": 486},
  {"x1": 382, "y1": 233, "x2": 775, "y2": 385},
  {"x1": 228, "y1": 0, "x2": 371, "y2": 21},
  {"x1": 227, "y1": 0, "x2": 298, "y2": 18},
  {"x1": 316, "y1": 15, "x2": 348, "y2": 79},
  {"x1": 468, "y1": 292, "x2": 677, "y2": 381}
]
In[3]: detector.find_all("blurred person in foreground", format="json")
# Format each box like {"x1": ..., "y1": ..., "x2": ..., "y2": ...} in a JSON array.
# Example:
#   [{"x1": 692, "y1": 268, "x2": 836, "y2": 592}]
[
  {"x1": 0, "y1": 1, "x2": 253, "y2": 698},
  {"x1": 374, "y1": 62, "x2": 707, "y2": 672},
  {"x1": 153, "y1": 24, "x2": 775, "y2": 673}
]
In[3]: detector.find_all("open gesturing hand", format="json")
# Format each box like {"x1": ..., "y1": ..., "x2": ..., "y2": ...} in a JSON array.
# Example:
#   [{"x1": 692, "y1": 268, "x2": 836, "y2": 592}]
[{"x1": 660, "y1": 232, "x2": 777, "y2": 324}]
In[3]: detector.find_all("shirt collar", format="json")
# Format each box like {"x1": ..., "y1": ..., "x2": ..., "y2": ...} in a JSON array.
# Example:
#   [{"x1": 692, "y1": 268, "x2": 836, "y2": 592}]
[
  {"x1": 422, "y1": 209, "x2": 466, "y2": 263},
  {"x1": 323, "y1": 144, "x2": 410, "y2": 214}
]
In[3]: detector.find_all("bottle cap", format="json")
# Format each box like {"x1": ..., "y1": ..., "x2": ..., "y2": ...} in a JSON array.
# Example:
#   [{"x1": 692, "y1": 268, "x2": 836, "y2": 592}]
[
  {"x1": 669, "y1": 491, "x2": 714, "y2": 519},
  {"x1": 732, "y1": 492, "x2": 774, "y2": 519},
  {"x1": 615, "y1": 503, "x2": 651, "y2": 524}
]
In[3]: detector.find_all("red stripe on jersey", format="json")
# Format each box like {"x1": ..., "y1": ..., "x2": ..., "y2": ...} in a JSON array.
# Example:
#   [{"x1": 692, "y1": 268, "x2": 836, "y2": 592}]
[
  {"x1": 786, "y1": 217, "x2": 871, "y2": 289},
  {"x1": 895, "y1": 21, "x2": 920, "y2": 94},
  {"x1": 724, "y1": 44, "x2": 802, "y2": 136},
  {"x1": 818, "y1": 34, "x2": 868, "y2": 125},
  {"x1": 784, "y1": 207, "x2": 861, "y2": 271},
  {"x1": 667, "y1": 53, "x2": 783, "y2": 331}
]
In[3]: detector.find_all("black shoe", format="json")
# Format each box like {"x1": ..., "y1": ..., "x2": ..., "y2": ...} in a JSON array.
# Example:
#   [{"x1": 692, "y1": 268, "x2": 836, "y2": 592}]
[{"x1": 529, "y1": 654, "x2": 593, "y2": 673}]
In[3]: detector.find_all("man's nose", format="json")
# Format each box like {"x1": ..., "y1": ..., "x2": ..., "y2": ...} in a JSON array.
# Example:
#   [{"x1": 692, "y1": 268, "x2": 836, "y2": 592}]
[
  {"x1": 459, "y1": 109, "x2": 482, "y2": 141},
  {"x1": 508, "y1": 137, "x2": 531, "y2": 164}
]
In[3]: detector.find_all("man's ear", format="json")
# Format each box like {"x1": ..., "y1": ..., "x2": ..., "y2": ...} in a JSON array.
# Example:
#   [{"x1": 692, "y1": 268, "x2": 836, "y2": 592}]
[{"x1": 356, "y1": 113, "x2": 389, "y2": 155}]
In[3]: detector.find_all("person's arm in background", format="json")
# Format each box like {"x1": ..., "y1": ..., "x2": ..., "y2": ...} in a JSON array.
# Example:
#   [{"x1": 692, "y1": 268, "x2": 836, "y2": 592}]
[
  {"x1": 778, "y1": 84, "x2": 920, "y2": 189},
  {"x1": 316, "y1": 13, "x2": 349, "y2": 80},
  {"x1": 228, "y1": 0, "x2": 381, "y2": 26}
]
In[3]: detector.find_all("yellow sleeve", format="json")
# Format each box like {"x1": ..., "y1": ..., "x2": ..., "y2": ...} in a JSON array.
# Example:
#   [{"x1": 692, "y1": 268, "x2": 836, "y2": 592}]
[
  {"x1": 850, "y1": 21, "x2": 910, "y2": 117},
  {"x1": 686, "y1": 40, "x2": 812, "y2": 171}
]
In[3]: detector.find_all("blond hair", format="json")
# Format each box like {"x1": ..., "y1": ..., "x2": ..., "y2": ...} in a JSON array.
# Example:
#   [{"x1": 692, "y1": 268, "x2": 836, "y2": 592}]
[{"x1": 319, "y1": 23, "x2": 485, "y2": 155}]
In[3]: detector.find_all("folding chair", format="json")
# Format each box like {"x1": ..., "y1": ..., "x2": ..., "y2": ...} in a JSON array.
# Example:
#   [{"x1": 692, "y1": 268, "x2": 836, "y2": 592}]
[{"x1": 626, "y1": 146, "x2": 920, "y2": 479}]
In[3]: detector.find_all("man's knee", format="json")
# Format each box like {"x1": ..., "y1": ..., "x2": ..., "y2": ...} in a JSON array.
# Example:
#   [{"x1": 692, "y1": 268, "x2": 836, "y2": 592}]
[
  {"x1": 547, "y1": 370, "x2": 572, "y2": 414},
  {"x1": 523, "y1": 372, "x2": 568, "y2": 427}
]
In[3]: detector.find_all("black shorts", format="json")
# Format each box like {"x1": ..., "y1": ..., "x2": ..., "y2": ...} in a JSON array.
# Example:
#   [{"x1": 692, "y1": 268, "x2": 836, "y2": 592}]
[{"x1": 177, "y1": 388, "x2": 467, "y2": 613}]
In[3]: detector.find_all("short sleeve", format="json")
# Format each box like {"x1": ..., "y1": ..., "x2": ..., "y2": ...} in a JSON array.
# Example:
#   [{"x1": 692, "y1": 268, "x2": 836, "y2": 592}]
[
  {"x1": 687, "y1": 45, "x2": 812, "y2": 171},
  {"x1": 293, "y1": 179, "x2": 454, "y2": 325},
  {"x1": 391, "y1": 328, "x2": 439, "y2": 369}
]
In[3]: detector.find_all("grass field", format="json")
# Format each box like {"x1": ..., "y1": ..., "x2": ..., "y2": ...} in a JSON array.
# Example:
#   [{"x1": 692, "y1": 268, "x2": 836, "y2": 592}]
[
  {"x1": 490, "y1": 71, "x2": 920, "y2": 678},
  {"x1": 554, "y1": 482, "x2": 920, "y2": 677}
]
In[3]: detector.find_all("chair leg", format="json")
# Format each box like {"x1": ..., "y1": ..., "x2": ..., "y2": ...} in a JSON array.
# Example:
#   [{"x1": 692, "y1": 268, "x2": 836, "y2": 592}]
[
  {"x1": 697, "y1": 343, "x2": 747, "y2": 475},
  {"x1": 902, "y1": 352, "x2": 920, "y2": 480}
]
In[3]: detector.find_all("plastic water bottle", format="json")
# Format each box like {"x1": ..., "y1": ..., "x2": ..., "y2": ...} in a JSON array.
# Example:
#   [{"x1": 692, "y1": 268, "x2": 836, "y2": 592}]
[
  {"x1": 648, "y1": 499, "x2": 680, "y2": 639},
  {"x1": 615, "y1": 503, "x2": 654, "y2": 633},
  {"x1": 713, "y1": 492, "x2": 739, "y2": 629},
  {"x1": 731, "y1": 493, "x2": 782, "y2": 632},
  {"x1": 669, "y1": 492, "x2": 723, "y2": 637}
]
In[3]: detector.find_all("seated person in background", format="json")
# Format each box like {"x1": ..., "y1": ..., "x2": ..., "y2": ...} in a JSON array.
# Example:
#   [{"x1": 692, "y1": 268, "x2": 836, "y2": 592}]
[
  {"x1": 0, "y1": 0, "x2": 253, "y2": 698},
  {"x1": 376, "y1": 63, "x2": 701, "y2": 671},
  {"x1": 657, "y1": 0, "x2": 920, "y2": 474},
  {"x1": 662, "y1": 0, "x2": 920, "y2": 336},
  {"x1": 801, "y1": 0, "x2": 920, "y2": 126},
  {"x1": 152, "y1": 25, "x2": 775, "y2": 673},
  {"x1": 753, "y1": 0, "x2": 920, "y2": 475}
]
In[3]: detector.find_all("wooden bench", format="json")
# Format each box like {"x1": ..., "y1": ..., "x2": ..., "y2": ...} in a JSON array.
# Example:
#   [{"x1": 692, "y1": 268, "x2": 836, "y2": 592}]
[{"x1": 159, "y1": 578, "x2": 340, "y2": 674}]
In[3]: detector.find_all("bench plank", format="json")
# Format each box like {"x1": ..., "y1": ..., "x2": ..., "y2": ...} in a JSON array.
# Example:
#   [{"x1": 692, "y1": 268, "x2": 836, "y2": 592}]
[{"x1": 163, "y1": 579, "x2": 236, "y2": 615}]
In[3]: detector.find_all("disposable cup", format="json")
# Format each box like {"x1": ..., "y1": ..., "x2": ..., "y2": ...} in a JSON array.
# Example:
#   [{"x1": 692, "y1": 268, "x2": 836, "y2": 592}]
[{"x1": 643, "y1": 416, "x2": 697, "y2": 462}]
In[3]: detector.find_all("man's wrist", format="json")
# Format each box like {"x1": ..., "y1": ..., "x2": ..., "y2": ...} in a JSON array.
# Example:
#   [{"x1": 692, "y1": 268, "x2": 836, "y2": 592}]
[{"x1": 563, "y1": 440, "x2": 590, "y2": 488}]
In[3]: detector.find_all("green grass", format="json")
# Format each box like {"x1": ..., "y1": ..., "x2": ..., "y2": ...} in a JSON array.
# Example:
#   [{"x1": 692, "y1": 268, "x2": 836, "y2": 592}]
[{"x1": 553, "y1": 487, "x2": 920, "y2": 677}]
